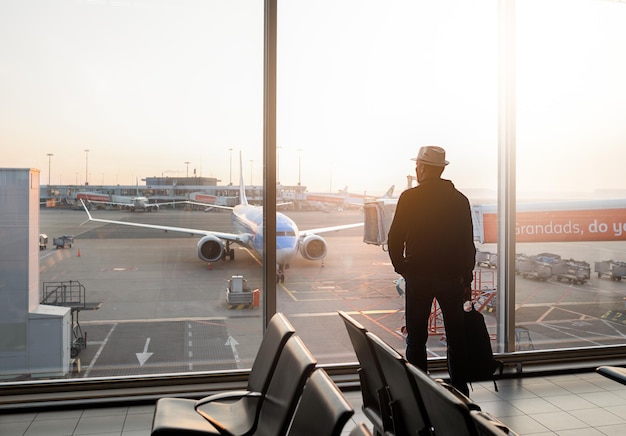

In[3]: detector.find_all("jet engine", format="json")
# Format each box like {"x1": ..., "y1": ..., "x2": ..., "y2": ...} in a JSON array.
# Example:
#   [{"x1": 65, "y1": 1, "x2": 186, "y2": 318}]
[
  {"x1": 197, "y1": 235, "x2": 225, "y2": 262},
  {"x1": 299, "y1": 235, "x2": 327, "y2": 261}
]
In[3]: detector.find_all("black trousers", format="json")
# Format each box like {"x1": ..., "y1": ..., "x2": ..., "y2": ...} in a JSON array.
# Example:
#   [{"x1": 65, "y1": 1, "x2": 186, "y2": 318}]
[{"x1": 404, "y1": 274, "x2": 469, "y2": 396}]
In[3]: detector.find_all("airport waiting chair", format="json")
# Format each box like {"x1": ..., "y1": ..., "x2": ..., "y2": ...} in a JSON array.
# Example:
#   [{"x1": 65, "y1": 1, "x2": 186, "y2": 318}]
[
  {"x1": 350, "y1": 423, "x2": 374, "y2": 436},
  {"x1": 365, "y1": 331, "x2": 432, "y2": 436},
  {"x1": 338, "y1": 311, "x2": 392, "y2": 436},
  {"x1": 165, "y1": 312, "x2": 294, "y2": 432},
  {"x1": 286, "y1": 368, "x2": 354, "y2": 436},
  {"x1": 470, "y1": 410, "x2": 520, "y2": 436},
  {"x1": 407, "y1": 362, "x2": 480, "y2": 436},
  {"x1": 151, "y1": 331, "x2": 315, "y2": 436},
  {"x1": 237, "y1": 335, "x2": 317, "y2": 436}
]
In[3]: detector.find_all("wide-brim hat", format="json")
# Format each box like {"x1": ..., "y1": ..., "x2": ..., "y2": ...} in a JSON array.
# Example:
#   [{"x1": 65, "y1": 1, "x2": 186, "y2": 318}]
[{"x1": 411, "y1": 146, "x2": 449, "y2": 166}]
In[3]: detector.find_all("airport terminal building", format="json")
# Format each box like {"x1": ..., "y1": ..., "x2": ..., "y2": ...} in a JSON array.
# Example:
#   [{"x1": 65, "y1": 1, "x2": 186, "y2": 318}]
[{"x1": 40, "y1": 176, "x2": 308, "y2": 209}]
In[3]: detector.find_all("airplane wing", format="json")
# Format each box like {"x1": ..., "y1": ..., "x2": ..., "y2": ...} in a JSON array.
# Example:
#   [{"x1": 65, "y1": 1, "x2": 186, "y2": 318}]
[
  {"x1": 145, "y1": 201, "x2": 181, "y2": 208},
  {"x1": 299, "y1": 222, "x2": 364, "y2": 237},
  {"x1": 79, "y1": 200, "x2": 246, "y2": 244},
  {"x1": 184, "y1": 201, "x2": 234, "y2": 211}
]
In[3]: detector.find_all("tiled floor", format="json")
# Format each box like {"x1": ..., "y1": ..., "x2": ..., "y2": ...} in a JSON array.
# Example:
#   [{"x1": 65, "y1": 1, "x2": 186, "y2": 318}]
[{"x1": 1, "y1": 371, "x2": 626, "y2": 435}]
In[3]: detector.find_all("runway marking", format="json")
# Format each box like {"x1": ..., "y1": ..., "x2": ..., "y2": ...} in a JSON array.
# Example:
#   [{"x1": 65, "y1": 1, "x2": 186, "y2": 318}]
[
  {"x1": 540, "y1": 323, "x2": 609, "y2": 346},
  {"x1": 279, "y1": 283, "x2": 298, "y2": 301},
  {"x1": 83, "y1": 323, "x2": 117, "y2": 378}
]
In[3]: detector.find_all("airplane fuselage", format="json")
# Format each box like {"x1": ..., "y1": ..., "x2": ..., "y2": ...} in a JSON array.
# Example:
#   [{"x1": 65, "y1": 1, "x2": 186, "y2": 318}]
[
  {"x1": 231, "y1": 204, "x2": 299, "y2": 268},
  {"x1": 131, "y1": 197, "x2": 152, "y2": 212}
]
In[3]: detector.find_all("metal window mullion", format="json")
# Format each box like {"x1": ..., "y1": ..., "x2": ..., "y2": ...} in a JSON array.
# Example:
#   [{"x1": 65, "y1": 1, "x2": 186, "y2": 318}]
[
  {"x1": 497, "y1": 0, "x2": 517, "y2": 354},
  {"x1": 263, "y1": 0, "x2": 278, "y2": 329}
]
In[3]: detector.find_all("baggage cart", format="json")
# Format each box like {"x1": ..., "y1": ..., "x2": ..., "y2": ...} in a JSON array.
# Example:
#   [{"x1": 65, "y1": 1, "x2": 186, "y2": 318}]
[
  {"x1": 594, "y1": 260, "x2": 626, "y2": 281},
  {"x1": 515, "y1": 254, "x2": 552, "y2": 281},
  {"x1": 476, "y1": 250, "x2": 497, "y2": 269},
  {"x1": 226, "y1": 275, "x2": 255, "y2": 308},
  {"x1": 553, "y1": 259, "x2": 591, "y2": 284}
]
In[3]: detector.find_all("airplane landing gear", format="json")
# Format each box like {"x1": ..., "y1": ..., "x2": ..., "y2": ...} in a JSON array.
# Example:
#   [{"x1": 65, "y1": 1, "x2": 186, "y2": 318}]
[
  {"x1": 222, "y1": 244, "x2": 235, "y2": 261},
  {"x1": 277, "y1": 265, "x2": 285, "y2": 283}
]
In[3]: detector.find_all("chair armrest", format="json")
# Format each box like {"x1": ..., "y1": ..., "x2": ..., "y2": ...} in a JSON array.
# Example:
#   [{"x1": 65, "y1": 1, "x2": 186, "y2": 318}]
[
  {"x1": 195, "y1": 390, "x2": 262, "y2": 408},
  {"x1": 195, "y1": 392, "x2": 262, "y2": 436},
  {"x1": 597, "y1": 366, "x2": 626, "y2": 386}
]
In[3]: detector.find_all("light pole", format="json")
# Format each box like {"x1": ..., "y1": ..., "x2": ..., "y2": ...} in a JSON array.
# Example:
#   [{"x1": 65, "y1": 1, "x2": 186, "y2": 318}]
[
  {"x1": 228, "y1": 148, "x2": 233, "y2": 185},
  {"x1": 297, "y1": 148, "x2": 302, "y2": 185},
  {"x1": 47, "y1": 153, "x2": 53, "y2": 186},
  {"x1": 84, "y1": 149, "x2": 89, "y2": 185},
  {"x1": 184, "y1": 161, "x2": 190, "y2": 178}
]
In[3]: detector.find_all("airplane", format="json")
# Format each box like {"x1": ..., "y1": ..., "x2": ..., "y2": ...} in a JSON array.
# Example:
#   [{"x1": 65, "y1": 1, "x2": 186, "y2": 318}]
[
  {"x1": 80, "y1": 183, "x2": 178, "y2": 212},
  {"x1": 81, "y1": 153, "x2": 364, "y2": 282},
  {"x1": 347, "y1": 184, "x2": 396, "y2": 209}
]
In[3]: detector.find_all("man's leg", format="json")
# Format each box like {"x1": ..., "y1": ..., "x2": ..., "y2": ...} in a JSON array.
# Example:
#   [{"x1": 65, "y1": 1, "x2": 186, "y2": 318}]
[
  {"x1": 437, "y1": 280, "x2": 469, "y2": 396},
  {"x1": 404, "y1": 279, "x2": 434, "y2": 372}
]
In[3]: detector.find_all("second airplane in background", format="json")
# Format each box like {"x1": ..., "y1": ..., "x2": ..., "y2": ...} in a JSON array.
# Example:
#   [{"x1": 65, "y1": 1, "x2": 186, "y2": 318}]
[{"x1": 81, "y1": 154, "x2": 363, "y2": 282}]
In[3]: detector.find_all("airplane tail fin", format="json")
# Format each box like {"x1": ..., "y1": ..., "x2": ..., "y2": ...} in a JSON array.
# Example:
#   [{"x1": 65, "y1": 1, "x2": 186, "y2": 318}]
[
  {"x1": 239, "y1": 151, "x2": 248, "y2": 206},
  {"x1": 384, "y1": 185, "x2": 395, "y2": 198}
]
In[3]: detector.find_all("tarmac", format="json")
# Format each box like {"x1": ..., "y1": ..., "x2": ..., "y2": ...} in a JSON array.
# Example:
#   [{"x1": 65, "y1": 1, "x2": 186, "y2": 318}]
[{"x1": 37, "y1": 206, "x2": 626, "y2": 379}]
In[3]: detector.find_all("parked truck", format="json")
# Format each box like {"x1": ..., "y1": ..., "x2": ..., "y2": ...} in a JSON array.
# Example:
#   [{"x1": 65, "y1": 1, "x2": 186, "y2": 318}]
[
  {"x1": 39, "y1": 234, "x2": 48, "y2": 250},
  {"x1": 53, "y1": 235, "x2": 74, "y2": 249}
]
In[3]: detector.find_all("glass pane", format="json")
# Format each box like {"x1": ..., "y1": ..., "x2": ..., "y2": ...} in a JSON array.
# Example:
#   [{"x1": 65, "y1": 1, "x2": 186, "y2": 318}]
[
  {"x1": 0, "y1": 0, "x2": 265, "y2": 380},
  {"x1": 276, "y1": 0, "x2": 499, "y2": 364},
  {"x1": 513, "y1": 0, "x2": 626, "y2": 351}
]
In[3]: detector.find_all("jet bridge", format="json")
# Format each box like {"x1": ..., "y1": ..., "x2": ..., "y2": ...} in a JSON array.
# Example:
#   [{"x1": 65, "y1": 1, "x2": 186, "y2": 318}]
[
  {"x1": 363, "y1": 200, "x2": 485, "y2": 248},
  {"x1": 363, "y1": 200, "x2": 396, "y2": 248}
]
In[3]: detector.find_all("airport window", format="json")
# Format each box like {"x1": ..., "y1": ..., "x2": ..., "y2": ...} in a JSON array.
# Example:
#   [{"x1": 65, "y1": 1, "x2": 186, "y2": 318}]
[{"x1": 2, "y1": 0, "x2": 626, "y2": 395}]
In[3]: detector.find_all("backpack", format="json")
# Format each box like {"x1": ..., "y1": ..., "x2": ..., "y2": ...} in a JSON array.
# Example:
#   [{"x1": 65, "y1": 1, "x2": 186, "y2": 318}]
[{"x1": 463, "y1": 302, "x2": 503, "y2": 391}]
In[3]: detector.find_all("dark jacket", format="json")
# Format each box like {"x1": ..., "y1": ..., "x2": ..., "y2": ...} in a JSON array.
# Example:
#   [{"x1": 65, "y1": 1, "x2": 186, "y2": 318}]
[{"x1": 387, "y1": 178, "x2": 476, "y2": 286}]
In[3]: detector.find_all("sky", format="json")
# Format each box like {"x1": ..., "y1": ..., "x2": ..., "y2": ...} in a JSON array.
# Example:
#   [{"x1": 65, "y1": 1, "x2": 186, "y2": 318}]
[{"x1": 1, "y1": 0, "x2": 626, "y2": 200}]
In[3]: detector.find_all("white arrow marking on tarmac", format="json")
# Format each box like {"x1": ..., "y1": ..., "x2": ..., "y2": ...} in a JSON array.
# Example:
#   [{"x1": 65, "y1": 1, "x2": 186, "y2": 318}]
[
  {"x1": 136, "y1": 338, "x2": 154, "y2": 366},
  {"x1": 225, "y1": 335, "x2": 241, "y2": 365}
]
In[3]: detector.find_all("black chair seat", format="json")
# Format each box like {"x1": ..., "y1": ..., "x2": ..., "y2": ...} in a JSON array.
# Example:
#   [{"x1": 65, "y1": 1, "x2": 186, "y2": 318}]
[{"x1": 152, "y1": 398, "x2": 222, "y2": 436}]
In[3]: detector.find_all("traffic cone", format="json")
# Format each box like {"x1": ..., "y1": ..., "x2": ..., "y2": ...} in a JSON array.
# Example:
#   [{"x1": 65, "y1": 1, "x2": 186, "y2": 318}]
[{"x1": 77, "y1": 248, "x2": 81, "y2": 257}]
